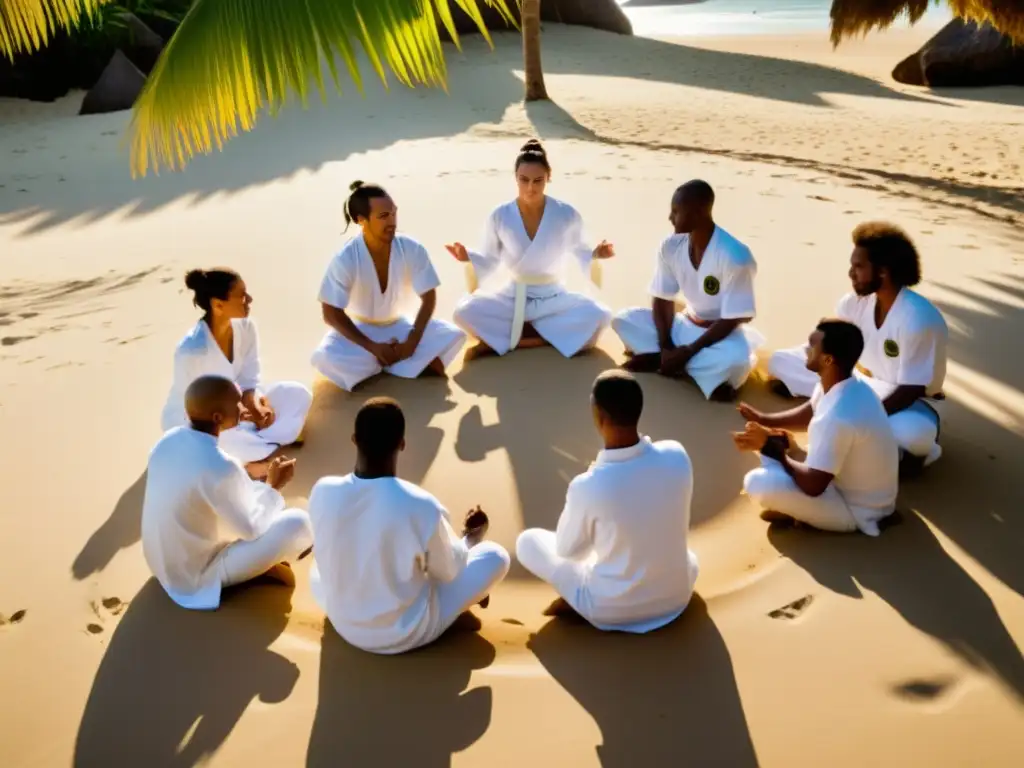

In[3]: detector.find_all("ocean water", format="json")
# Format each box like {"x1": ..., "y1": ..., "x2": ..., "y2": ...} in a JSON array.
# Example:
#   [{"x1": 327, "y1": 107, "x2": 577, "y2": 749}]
[{"x1": 616, "y1": 0, "x2": 952, "y2": 37}]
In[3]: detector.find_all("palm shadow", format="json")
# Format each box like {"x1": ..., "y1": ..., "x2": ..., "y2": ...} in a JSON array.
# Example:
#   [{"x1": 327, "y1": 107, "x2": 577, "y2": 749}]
[
  {"x1": 290, "y1": 374, "x2": 458, "y2": 497},
  {"x1": 893, "y1": 273, "x2": 1024, "y2": 598},
  {"x1": 528, "y1": 595, "x2": 758, "y2": 766},
  {"x1": 2, "y1": 26, "x2": 953, "y2": 238},
  {"x1": 768, "y1": 512, "x2": 1024, "y2": 701},
  {"x1": 306, "y1": 627, "x2": 496, "y2": 767},
  {"x1": 74, "y1": 578, "x2": 301, "y2": 767},
  {"x1": 454, "y1": 347, "x2": 752, "y2": 577},
  {"x1": 71, "y1": 470, "x2": 146, "y2": 580}
]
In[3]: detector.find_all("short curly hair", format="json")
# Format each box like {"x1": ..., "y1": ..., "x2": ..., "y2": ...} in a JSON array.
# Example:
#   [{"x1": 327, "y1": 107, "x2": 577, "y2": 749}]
[{"x1": 852, "y1": 221, "x2": 922, "y2": 288}]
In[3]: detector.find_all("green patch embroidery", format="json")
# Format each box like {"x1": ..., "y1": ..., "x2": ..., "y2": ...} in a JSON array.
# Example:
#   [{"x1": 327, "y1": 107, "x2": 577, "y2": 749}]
[
  {"x1": 884, "y1": 339, "x2": 900, "y2": 358},
  {"x1": 703, "y1": 275, "x2": 720, "y2": 296}
]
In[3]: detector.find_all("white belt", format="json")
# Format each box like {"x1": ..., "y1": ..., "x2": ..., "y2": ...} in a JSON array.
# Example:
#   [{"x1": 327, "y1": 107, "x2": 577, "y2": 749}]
[
  {"x1": 464, "y1": 259, "x2": 605, "y2": 351},
  {"x1": 349, "y1": 313, "x2": 399, "y2": 327}
]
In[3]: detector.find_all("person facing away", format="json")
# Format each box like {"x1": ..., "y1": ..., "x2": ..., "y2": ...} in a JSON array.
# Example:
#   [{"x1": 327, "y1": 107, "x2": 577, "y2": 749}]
[
  {"x1": 734, "y1": 319, "x2": 900, "y2": 536},
  {"x1": 311, "y1": 181, "x2": 467, "y2": 392},
  {"x1": 766, "y1": 221, "x2": 948, "y2": 471},
  {"x1": 612, "y1": 179, "x2": 765, "y2": 403},
  {"x1": 308, "y1": 397, "x2": 510, "y2": 654},
  {"x1": 160, "y1": 268, "x2": 313, "y2": 478},
  {"x1": 445, "y1": 139, "x2": 615, "y2": 361},
  {"x1": 516, "y1": 370, "x2": 700, "y2": 633},
  {"x1": 142, "y1": 375, "x2": 313, "y2": 610}
]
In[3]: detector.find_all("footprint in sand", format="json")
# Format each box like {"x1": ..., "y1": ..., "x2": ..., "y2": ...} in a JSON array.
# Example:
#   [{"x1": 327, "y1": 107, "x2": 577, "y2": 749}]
[
  {"x1": 501, "y1": 618, "x2": 525, "y2": 626},
  {"x1": 85, "y1": 596, "x2": 127, "y2": 636},
  {"x1": 2, "y1": 336, "x2": 35, "y2": 347},
  {"x1": 1, "y1": 609, "x2": 27, "y2": 626},
  {"x1": 892, "y1": 677, "x2": 956, "y2": 701},
  {"x1": 768, "y1": 594, "x2": 814, "y2": 621}
]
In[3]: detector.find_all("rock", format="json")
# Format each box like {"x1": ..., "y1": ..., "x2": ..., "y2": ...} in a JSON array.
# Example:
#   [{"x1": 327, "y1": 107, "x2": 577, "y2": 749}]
[
  {"x1": 79, "y1": 50, "x2": 147, "y2": 115},
  {"x1": 892, "y1": 18, "x2": 1024, "y2": 87},
  {"x1": 119, "y1": 12, "x2": 165, "y2": 75},
  {"x1": 442, "y1": 0, "x2": 632, "y2": 40}
]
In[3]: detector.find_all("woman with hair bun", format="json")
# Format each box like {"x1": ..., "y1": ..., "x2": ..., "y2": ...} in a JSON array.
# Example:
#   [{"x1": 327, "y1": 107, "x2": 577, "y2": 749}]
[
  {"x1": 160, "y1": 268, "x2": 313, "y2": 475},
  {"x1": 445, "y1": 139, "x2": 615, "y2": 360}
]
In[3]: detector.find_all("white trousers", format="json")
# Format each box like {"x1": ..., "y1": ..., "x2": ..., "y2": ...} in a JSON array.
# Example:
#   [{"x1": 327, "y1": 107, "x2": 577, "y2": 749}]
[
  {"x1": 743, "y1": 455, "x2": 896, "y2": 536},
  {"x1": 218, "y1": 381, "x2": 313, "y2": 464},
  {"x1": 515, "y1": 528, "x2": 699, "y2": 633},
  {"x1": 216, "y1": 508, "x2": 313, "y2": 588},
  {"x1": 453, "y1": 284, "x2": 611, "y2": 358},
  {"x1": 427, "y1": 541, "x2": 511, "y2": 646},
  {"x1": 311, "y1": 318, "x2": 466, "y2": 392},
  {"x1": 767, "y1": 346, "x2": 942, "y2": 464},
  {"x1": 611, "y1": 307, "x2": 764, "y2": 399}
]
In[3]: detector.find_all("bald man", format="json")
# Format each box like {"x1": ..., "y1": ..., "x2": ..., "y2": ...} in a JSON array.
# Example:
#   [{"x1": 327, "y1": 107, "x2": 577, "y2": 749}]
[
  {"x1": 141, "y1": 375, "x2": 313, "y2": 610},
  {"x1": 612, "y1": 181, "x2": 764, "y2": 402}
]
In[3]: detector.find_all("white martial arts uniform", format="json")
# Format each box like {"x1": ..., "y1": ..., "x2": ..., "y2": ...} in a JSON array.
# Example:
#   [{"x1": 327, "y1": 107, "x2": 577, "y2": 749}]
[
  {"x1": 308, "y1": 474, "x2": 510, "y2": 654},
  {"x1": 141, "y1": 426, "x2": 313, "y2": 610},
  {"x1": 160, "y1": 318, "x2": 313, "y2": 465},
  {"x1": 516, "y1": 436, "x2": 699, "y2": 632},
  {"x1": 452, "y1": 197, "x2": 611, "y2": 357},
  {"x1": 312, "y1": 233, "x2": 466, "y2": 391},
  {"x1": 767, "y1": 287, "x2": 948, "y2": 464},
  {"x1": 743, "y1": 378, "x2": 899, "y2": 535},
  {"x1": 612, "y1": 226, "x2": 765, "y2": 398}
]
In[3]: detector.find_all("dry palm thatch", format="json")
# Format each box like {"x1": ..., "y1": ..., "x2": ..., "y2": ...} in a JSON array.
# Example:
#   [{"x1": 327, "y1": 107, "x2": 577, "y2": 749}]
[{"x1": 830, "y1": 0, "x2": 1024, "y2": 45}]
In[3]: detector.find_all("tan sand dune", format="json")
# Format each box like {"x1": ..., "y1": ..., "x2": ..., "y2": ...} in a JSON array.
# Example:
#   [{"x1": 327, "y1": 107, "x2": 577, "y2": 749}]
[{"x1": 1, "y1": 23, "x2": 1023, "y2": 768}]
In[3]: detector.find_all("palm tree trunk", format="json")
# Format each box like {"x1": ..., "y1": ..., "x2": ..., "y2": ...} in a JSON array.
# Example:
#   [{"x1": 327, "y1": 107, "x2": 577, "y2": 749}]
[{"x1": 522, "y1": 0, "x2": 548, "y2": 101}]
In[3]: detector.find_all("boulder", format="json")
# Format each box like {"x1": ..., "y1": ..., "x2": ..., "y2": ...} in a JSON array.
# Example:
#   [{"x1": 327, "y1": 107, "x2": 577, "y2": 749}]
[
  {"x1": 442, "y1": 0, "x2": 632, "y2": 39},
  {"x1": 119, "y1": 12, "x2": 165, "y2": 75},
  {"x1": 79, "y1": 50, "x2": 147, "y2": 115},
  {"x1": 892, "y1": 18, "x2": 1024, "y2": 87}
]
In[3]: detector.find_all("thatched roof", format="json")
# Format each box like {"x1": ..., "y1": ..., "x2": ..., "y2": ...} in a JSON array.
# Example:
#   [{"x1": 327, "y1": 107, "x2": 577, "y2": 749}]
[{"x1": 830, "y1": 1, "x2": 1024, "y2": 45}]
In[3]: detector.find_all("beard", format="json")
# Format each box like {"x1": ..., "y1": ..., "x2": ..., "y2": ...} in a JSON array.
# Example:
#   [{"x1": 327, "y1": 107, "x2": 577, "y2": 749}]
[{"x1": 853, "y1": 273, "x2": 882, "y2": 296}]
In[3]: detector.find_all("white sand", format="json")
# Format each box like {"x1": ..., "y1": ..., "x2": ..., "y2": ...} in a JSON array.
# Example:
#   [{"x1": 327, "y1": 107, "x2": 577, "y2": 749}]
[{"x1": 1, "y1": 24, "x2": 1022, "y2": 767}]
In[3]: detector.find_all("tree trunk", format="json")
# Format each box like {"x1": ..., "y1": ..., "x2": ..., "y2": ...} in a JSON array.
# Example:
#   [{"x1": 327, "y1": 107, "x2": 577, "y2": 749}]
[{"x1": 522, "y1": 0, "x2": 548, "y2": 101}]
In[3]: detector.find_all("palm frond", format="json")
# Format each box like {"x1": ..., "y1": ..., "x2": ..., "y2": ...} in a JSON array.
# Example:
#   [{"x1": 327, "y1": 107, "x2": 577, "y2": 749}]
[
  {"x1": 128, "y1": 0, "x2": 515, "y2": 177},
  {"x1": 830, "y1": 0, "x2": 1024, "y2": 45},
  {"x1": 0, "y1": 0, "x2": 106, "y2": 60}
]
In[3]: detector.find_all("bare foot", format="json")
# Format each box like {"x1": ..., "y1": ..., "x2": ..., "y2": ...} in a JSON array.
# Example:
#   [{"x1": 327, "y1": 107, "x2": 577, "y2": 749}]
[
  {"x1": 246, "y1": 460, "x2": 271, "y2": 481},
  {"x1": 760, "y1": 509, "x2": 798, "y2": 528},
  {"x1": 622, "y1": 353, "x2": 661, "y2": 373},
  {"x1": 463, "y1": 342, "x2": 496, "y2": 361},
  {"x1": 260, "y1": 562, "x2": 296, "y2": 587},
  {"x1": 516, "y1": 337, "x2": 548, "y2": 349},
  {"x1": 710, "y1": 383, "x2": 737, "y2": 402},
  {"x1": 424, "y1": 357, "x2": 448, "y2": 378},
  {"x1": 541, "y1": 597, "x2": 579, "y2": 618}
]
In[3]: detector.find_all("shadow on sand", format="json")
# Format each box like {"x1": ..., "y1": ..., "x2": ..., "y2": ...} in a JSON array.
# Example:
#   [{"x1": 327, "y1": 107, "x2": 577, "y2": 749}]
[
  {"x1": 1, "y1": 28, "x2": 957, "y2": 237},
  {"x1": 307, "y1": 626, "x2": 496, "y2": 767},
  {"x1": 71, "y1": 470, "x2": 146, "y2": 580},
  {"x1": 291, "y1": 374, "x2": 459, "y2": 497},
  {"x1": 528, "y1": 595, "x2": 758, "y2": 766},
  {"x1": 769, "y1": 511, "x2": 1024, "y2": 701},
  {"x1": 453, "y1": 346, "x2": 756, "y2": 579},
  {"x1": 74, "y1": 578, "x2": 300, "y2": 767}
]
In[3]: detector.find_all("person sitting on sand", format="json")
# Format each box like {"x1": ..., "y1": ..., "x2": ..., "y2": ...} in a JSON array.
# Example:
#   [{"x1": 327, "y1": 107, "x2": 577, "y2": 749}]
[
  {"x1": 517, "y1": 370, "x2": 700, "y2": 632},
  {"x1": 445, "y1": 139, "x2": 615, "y2": 361},
  {"x1": 735, "y1": 319, "x2": 899, "y2": 535},
  {"x1": 612, "y1": 180, "x2": 765, "y2": 402},
  {"x1": 160, "y1": 268, "x2": 313, "y2": 478},
  {"x1": 308, "y1": 397, "x2": 510, "y2": 654},
  {"x1": 766, "y1": 221, "x2": 948, "y2": 471},
  {"x1": 142, "y1": 375, "x2": 313, "y2": 610},
  {"x1": 311, "y1": 181, "x2": 466, "y2": 392}
]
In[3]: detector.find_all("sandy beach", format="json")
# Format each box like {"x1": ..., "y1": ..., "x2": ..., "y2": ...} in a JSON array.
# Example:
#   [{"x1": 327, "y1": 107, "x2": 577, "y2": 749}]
[{"x1": 1, "y1": 19, "x2": 1023, "y2": 767}]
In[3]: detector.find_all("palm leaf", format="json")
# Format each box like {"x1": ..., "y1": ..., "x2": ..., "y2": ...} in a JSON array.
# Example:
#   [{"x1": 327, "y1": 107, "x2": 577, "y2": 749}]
[
  {"x1": 830, "y1": 0, "x2": 1024, "y2": 45},
  {"x1": 128, "y1": 0, "x2": 515, "y2": 177},
  {"x1": 0, "y1": 0, "x2": 106, "y2": 60}
]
